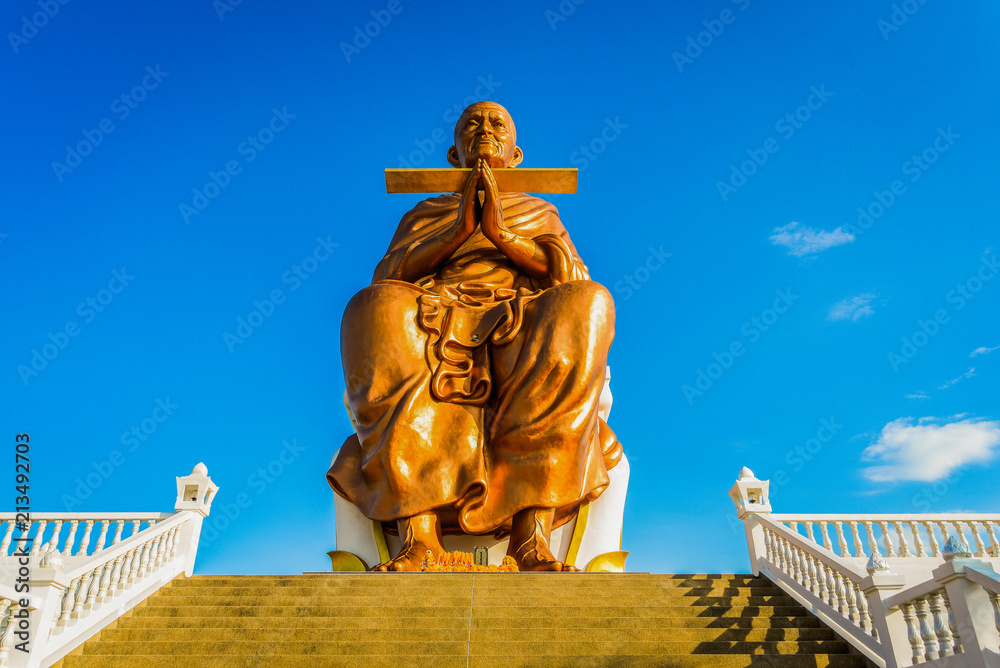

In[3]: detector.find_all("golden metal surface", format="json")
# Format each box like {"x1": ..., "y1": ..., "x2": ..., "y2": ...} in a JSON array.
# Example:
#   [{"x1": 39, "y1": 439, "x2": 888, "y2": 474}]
[
  {"x1": 328, "y1": 101, "x2": 620, "y2": 573},
  {"x1": 326, "y1": 550, "x2": 368, "y2": 572},
  {"x1": 371, "y1": 520, "x2": 390, "y2": 564},
  {"x1": 385, "y1": 168, "x2": 577, "y2": 194},
  {"x1": 584, "y1": 551, "x2": 629, "y2": 573}
]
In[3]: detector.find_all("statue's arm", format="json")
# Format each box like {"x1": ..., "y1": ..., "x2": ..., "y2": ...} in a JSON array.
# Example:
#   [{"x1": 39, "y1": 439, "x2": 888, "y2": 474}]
[
  {"x1": 478, "y1": 165, "x2": 550, "y2": 279},
  {"x1": 373, "y1": 163, "x2": 483, "y2": 283}
]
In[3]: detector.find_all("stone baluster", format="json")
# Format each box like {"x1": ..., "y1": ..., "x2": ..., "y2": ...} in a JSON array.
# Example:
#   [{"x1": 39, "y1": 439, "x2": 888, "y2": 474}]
[
  {"x1": 923, "y1": 521, "x2": 941, "y2": 557},
  {"x1": 168, "y1": 524, "x2": 181, "y2": 559},
  {"x1": 93, "y1": 521, "x2": 110, "y2": 553},
  {"x1": 116, "y1": 548, "x2": 137, "y2": 591},
  {"x1": 936, "y1": 521, "x2": 951, "y2": 549},
  {"x1": 854, "y1": 581, "x2": 873, "y2": 634},
  {"x1": 942, "y1": 591, "x2": 962, "y2": 654},
  {"x1": 845, "y1": 576, "x2": 860, "y2": 624},
  {"x1": 834, "y1": 571, "x2": 849, "y2": 617},
  {"x1": 97, "y1": 559, "x2": 114, "y2": 604},
  {"x1": 76, "y1": 520, "x2": 95, "y2": 556},
  {"x1": 804, "y1": 521, "x2": 814, "y2": 546},
  {"x1": 71, "y1": 571, "x2": 92, "y2": 619},
  {"x1": 57, "y1": 577, "x2": 80, "y2": 628},
  {"x1": 929, "y1": 590, "x2": 954, "y2": 657},
  {"x1": 50, "y1": 520, "x2": 64, "y2": 553},
  {"x1": 0, "y1": 602, "x2": 18, "y2": 662},
  {"x1": 131, "y1": 519, "x2": 142, "y2": 542},
  {"x1": 806, "y1": 554, "x2": 819, "y2": 595},
  {"x1": 763, "y1": 528, "x2": 773, "y2": 562},
  {"x1": 61, "y1": 520, "x2": 79, "y2": 555},
  {"x1": 862, "y1": 521, "x2": 878, "y2": 558},
  {"x1": 909, "y1": 521, "x2": 926, "y2": 557},
  {"x1": 969, "y1": 521, "x2": 987, "y2": 557},
  {"x1": 901, "y1": 602, "x2": 924, "y2": 664},
  {"x1": 136, "y1": 539, "x2": 153, "y2": 578},
  {"x1": 951, "y1": 521, "x2": 971, "y2": 552},
  {"x1": 816, "y1": 559, "x2": 829, "y2": 602},
  {"x1": 104, "y1": 554, "x2": 126, "y2": 599},
  {"x1": 83, "y1": 565, "x2": 103, "y2": 609},
  {"x1": 877, "y1": 520, "x2": 895, "y2": 557},
  {"x1": 29, "y1": 520, "x2": 48, "y2": 556},
  {"x1": 834, "y1": 521, "x2": 848, "y2": 556},
  {"x1": 893, "y1": 521, "x2": 910, "y2": 557},
  {"x1": 818, "y1": 521, "x2": 833, "y2": 551},
  {"x1": 110, "y1": 520, "x2": 124, "y2": 545},
  {"x1": 0, "y1": 522, "x2": 14, "y2": 556},
  {"x1": 985, "y1": 521, "x2": 999, "y2": 557},
  {"x1": 917, "y1": 596, "x2": 940, "y2": 660},
  {"x1": 848, "y1": 521, "x2": 865, "y2": 557}
]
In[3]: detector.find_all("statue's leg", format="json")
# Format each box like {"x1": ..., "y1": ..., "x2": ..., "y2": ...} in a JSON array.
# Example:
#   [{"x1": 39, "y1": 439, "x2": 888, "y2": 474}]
[
  {"x1": 507, "y1": 507, "x2": 580, "y2": 572},
  {"x1": 371, "y1": 512, "x2": 445, "y2": 572},
  {"x1": 486, "y1": 280, "x2": 615, "y2": 569},
  {"x1": 334, "y1": 282, "x2": 487, "y2": 571}
]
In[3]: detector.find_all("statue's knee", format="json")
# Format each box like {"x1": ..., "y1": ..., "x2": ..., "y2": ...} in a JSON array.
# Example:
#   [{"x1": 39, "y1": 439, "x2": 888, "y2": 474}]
[{"x1": 556, "y1": 281, "x2": 615, "y2": 333}]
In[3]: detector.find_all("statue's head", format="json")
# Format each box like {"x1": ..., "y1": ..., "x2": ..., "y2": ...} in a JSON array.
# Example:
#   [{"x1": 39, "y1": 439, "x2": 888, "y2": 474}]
[{"x1": 448, "y1": 101, "x2": 523, "y2": 169}]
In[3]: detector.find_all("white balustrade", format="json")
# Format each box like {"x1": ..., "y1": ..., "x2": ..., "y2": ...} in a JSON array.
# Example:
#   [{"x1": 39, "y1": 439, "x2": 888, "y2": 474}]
[
  {"x1": 731, "y1": 467, "x2": 1000, "y2": 668},
  {"x1": 0, "y1": 463, "x2": 217, "y2": 668}
]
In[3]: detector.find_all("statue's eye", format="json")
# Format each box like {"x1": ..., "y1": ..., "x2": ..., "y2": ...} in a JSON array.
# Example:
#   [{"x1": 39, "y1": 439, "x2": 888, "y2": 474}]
[{"x1": 494, "y1": 122, "x2": 505, "y2": 130}]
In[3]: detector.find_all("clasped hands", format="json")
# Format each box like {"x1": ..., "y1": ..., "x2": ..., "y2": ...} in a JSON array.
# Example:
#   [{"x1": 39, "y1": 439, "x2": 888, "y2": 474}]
[{"x1": 451, "y1": 159, "x2": 548, "y2": 279}]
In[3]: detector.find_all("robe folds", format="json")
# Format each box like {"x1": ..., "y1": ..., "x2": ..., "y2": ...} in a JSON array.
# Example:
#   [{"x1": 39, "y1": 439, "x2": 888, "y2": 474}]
[{"x1": 328, "y1": 191, "x2": 621, "y2": 536}]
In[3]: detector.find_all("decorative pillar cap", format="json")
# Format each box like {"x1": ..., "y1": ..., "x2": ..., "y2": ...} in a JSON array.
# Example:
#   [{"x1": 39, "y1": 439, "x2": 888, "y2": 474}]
[
  {"x1": 728, "y1": 466, "x2": 771, "y2": 519},
  {"x1": 942, "y1": 535, "x2": 972, "y2": 560},
  {"x1": 866, "y1": 552, "x2": 889, "y2": 573},
  {"x1": 175, "y1": 463, "x2": 219, "y2": 516}
]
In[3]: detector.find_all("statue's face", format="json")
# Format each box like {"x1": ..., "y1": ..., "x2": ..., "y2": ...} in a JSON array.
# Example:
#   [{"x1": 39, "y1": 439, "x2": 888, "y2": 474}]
[{"x1": 451, "y1": 103, "x2": 520, "y2": 168}]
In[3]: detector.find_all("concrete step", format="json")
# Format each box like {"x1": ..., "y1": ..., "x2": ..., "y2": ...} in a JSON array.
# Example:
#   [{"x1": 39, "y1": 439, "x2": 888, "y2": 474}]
[
  {"x1": 154, "y1": 584, "x2": 786, "y2": 597},
  {"x1": 116, "y1": 614, "x2": 826, "y2": 630},
  {"x1": 129, "y1": 603, "x2": 817, "y2": 619},
  {"x1": 79, "y1": 639, "x2": 854, "y2": 656},
  {"x1": 61, "y1": 655, "x2": 871, "y2": 668},
  {"x1": 143, "y1": 593, "x2": 799, "y2": 608},
  {"x1": 96, "y1": 626, "x2": 839, "y2": 643}
]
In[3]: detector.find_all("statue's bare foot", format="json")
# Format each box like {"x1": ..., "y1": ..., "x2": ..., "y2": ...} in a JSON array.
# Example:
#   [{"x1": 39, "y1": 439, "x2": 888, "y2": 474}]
[
  {"x1": 509, "y1": 508, "x2": 580, "y2": 572},
  {"x1": 371, "y1": 543, "x2": 436, "y2": 572},
  {"x1": 370, "y1": 513, "x2": 444, "y2": 572}
]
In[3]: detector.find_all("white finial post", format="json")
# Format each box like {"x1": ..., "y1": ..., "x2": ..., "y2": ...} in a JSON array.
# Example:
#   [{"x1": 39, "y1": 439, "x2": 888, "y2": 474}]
[
  {"x1": 174, "y1": 463, "x2": 219, "y2": 516},
  {"x1": 728, "y1": 467, "x2": 772, "y2": 577}
]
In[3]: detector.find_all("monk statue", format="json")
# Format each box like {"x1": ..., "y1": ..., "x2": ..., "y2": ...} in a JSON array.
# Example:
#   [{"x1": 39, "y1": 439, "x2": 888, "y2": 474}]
[{"x1": 327, "y1": 101, "x2": 622, "y2": 571}]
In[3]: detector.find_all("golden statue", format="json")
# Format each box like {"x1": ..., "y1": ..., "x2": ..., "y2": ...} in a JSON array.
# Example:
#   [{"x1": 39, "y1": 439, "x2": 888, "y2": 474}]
[{"x1": 327, "y1": 101, "x2": 622, "y2": 571}]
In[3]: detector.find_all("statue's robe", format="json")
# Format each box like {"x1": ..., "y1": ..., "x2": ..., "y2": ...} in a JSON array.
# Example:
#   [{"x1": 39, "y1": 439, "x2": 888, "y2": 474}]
[{"x1": 327, "y1": 191, "x2": 621, "y2": 536}]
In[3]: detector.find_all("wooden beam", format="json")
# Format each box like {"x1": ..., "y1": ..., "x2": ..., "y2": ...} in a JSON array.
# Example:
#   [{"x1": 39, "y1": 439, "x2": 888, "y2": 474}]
[{"x1": 385, "y1": 168, "x2": 577, "y2": 194}]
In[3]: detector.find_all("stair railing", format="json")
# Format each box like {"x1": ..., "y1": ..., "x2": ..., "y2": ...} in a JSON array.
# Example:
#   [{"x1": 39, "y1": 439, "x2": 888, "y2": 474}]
[
  {"x1": 0, "y1": 464, "x2": 218, "y2": 668},
  {"x1": 730, "y1": 467, "x2": 1000, "y2": 668}
]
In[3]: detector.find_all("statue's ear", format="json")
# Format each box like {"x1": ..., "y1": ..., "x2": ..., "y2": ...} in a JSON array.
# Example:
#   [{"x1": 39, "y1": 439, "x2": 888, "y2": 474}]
[
  {"x1": 446, "y1": 145, "x2": 462, "y2": 168},
  {"x1": 508, "y1": 146, "x2": 523, "y2": 168}
]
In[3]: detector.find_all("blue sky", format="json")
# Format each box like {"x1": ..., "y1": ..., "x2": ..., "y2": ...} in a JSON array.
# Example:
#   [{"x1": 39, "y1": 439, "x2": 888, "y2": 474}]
[{"x1": 3, "y1": 1, "x2": 998, "y2": 575}]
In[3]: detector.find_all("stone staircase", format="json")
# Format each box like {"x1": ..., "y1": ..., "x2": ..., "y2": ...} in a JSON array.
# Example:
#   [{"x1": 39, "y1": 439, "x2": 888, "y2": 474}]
[{"x1": 55, "y1": 573, "x2": 874, "y2": 667}]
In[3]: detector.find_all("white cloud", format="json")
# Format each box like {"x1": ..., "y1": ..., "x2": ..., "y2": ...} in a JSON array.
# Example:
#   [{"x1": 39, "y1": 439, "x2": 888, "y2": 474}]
[
  {"x1": 862, "y1": 416, "x2": 1000, "y2": 483},
  {"x1": 828, "y1": 293, "x2": 878, "y2": 321},
  {"x1": 905, "y1": 392, "x2": 929, "y2": 400},
  {"x1": 938, "y1": 367, "x2": 975, "y2": 390},
  {"x1": 769, "y1": 222, "x2": 855, "y2": 257},
  {"x1": 971, "y1": 345, "x2": 1000, "y2": 357}
]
